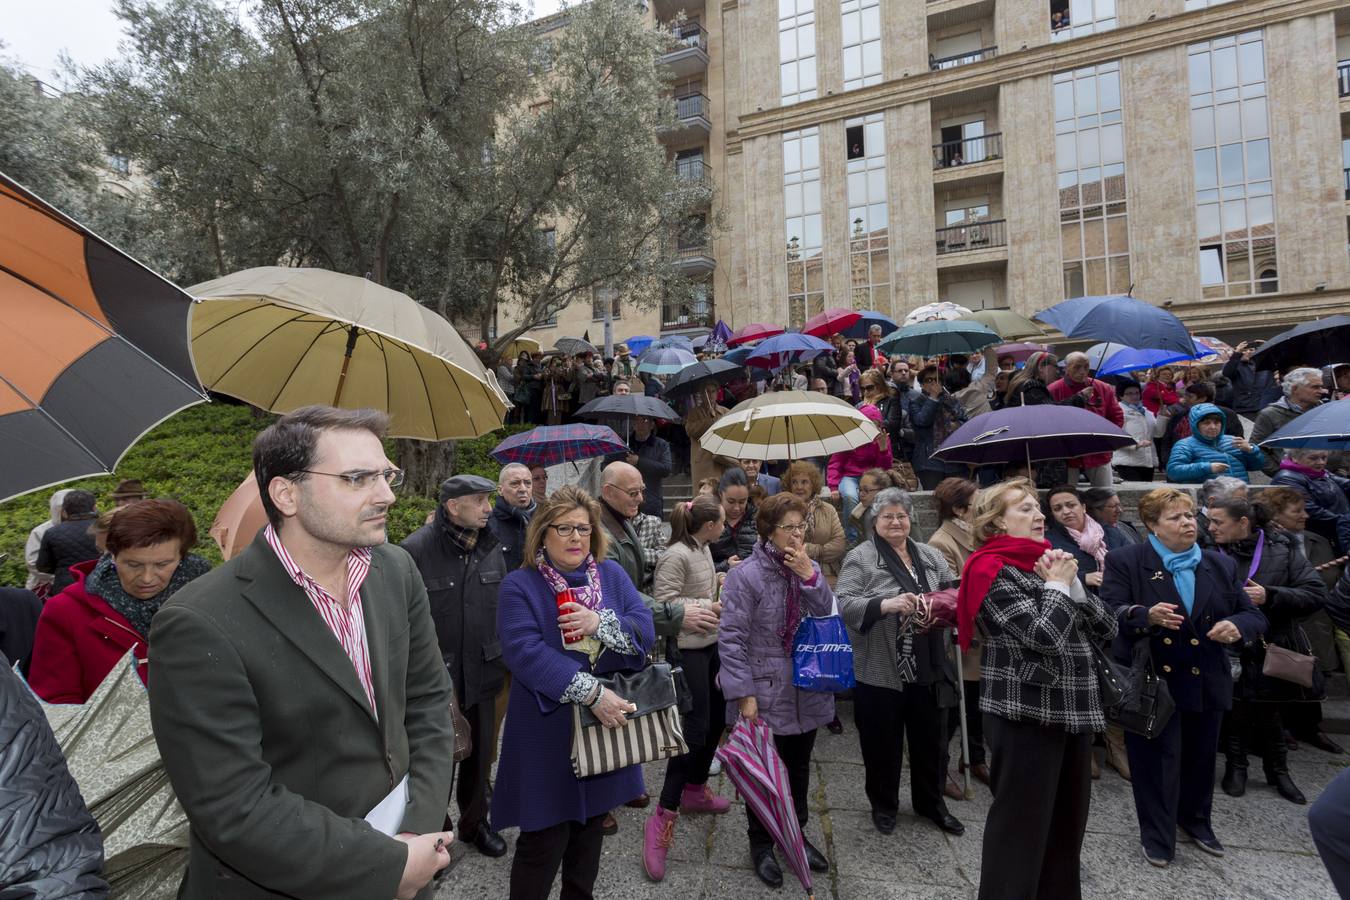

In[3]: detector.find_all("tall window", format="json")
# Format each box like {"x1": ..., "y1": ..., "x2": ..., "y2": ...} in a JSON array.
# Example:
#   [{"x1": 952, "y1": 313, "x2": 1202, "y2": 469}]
[
  {"x1": 1055, "y1": 61, "x2": 1130, "y2": 298},
  {"x1": 784, "y1": 126, "x2": 822, "y2": 328},
  {"x1": 592, "y1": 285, "x2": 621, "y2": 321},
  {"x1": 841, "y1": 0, "x2": 881, "y2": 92},
  {"x1": 1189, "y1": 31, "x2": 1276, "y2": 297},
  {"x1": 779, "y1": 0, "x2": 817, "y2": 106},
  {"x1": 1050, "y1": 0, "x2": 1117, "y2": 43},
  {"x1": 846, "y1": 114, "x2": 889, "y2": 312}
]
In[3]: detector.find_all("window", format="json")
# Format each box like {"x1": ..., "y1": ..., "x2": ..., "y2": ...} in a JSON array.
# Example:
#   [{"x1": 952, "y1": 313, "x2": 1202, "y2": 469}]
[
  {"x1": 784, "y1": 126, "x2": 822, "y2": 328},
  {"x1": 107, "y1": 154, "x2": 130, "y2": 176},
  {"x1": 1051, "y1": 0, "x2": 1116, "y2": 43},
  {"x1": 946, "y1": 203, "x2": 989, "y2": 226},
  {"x1": 1184, "y1": 0, "x2": 1234, "y2": 9},
  {"x1": 937, "y1": 119, "x2": 988, "y2": 167},
  {"x1": 1056, "y1": 61, "x2": 1131, "y2": 298},
  {"x1": 592, "y1": 286, "x2": 621, "y2": 321},
  {"x1": 540, "y1": 228, "x2": 556, "y2": 254},
  {"x1": 779, "y1": 0, "x2": 817, "y2": 106},
  {"x1": 846, "y1": 114, "x2": 890, "y2": 313},
  {"x1": 1189, "y1": 32, "x2": 1277, "y2": 297},
  {"x1": 841, "y1": 0, "x2": 881, "y2": 92}
]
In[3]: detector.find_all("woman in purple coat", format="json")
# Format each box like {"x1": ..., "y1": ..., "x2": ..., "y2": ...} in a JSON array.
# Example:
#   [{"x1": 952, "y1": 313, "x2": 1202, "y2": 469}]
[
  {"x1": 718, "y1": 492, "x2": 836, "y2": 888},
  {"x1": 493, "y1": 486, "x2": 656, "y2": 900}
]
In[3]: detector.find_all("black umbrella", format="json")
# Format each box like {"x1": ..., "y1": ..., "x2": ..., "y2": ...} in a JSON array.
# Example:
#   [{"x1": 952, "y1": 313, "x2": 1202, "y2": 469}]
[
  {"x1": 1250, "y1": 315, "x2": 1350, "y2": 372},
  {"x1": 574, "y1": 394, "x2": 680, "y2": 422},
  {"x1": 663, "y1": 358, "x2": 744, "y2": 400}
]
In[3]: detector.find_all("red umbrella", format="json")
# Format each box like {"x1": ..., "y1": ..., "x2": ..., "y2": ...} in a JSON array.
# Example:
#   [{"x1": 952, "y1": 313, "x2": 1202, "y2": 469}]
[
  {"x1": 727, "y1": 323, "x2": 785, "y2": 347},
  {"x1": 801, "y1": 308, "x2": 860, "y2": 339},
  {"x1": 716, "y1": 716, "x2": 814, "y2": 898}
]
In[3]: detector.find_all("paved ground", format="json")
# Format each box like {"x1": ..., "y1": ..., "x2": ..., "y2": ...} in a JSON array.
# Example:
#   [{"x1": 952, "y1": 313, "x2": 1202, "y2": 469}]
[{"x1": 436, "y1": 701, "x2": 1347, "y2": 900}]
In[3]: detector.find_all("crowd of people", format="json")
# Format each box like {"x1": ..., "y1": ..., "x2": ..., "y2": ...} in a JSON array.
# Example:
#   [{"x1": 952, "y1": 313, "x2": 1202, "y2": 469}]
[{"x1": 5, "y1": 323, "x2": 1350, "y2": 900}]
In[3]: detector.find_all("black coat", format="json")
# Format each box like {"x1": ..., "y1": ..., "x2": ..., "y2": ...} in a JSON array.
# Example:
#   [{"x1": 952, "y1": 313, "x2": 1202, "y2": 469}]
[
  {"x1": 1222, "y1": 356, "x2": 1281, "y2": 414},
  {"x1": 401, "y1": 508, "x2": 508, "y2": 709},
  {"x1": 0, "y1": 587, "x2": 41, "y2": 675},
  {"x1": 1099, "y1": 541, "x2": 1268, "y2": 713},
  {"x1": 36, "y1": 518, "x2": 99, "y2": 596},
  {"x1": 710, "y1": 502, "x2": 757, "y2": 573},
  {"x1": 1045, "y1": 523, "x2": 1132, "y2": 595},
  {"x1": 1269, "y1": 468, "x2": 1350, "y2": 554},
  {"x1": 605, "y1": 433, "x2": 672, "y2": 517},
  {"x1": 0, "y1": 652, "x2": 109, "y2": 898},
  {"x1": 1216, "y1": 530, "x2": 1328, "y2": 702},
  {"x1": 881, "y1": 388, "x2": 917, "y2": 460},
  {"x1": 487, "y1": 497, "x2": 533, "y2": 572}
]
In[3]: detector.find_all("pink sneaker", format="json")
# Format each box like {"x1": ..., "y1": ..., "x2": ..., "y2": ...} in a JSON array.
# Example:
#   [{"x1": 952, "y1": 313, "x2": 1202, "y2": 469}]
[
  {"x1": 642, "y1": 807, "x2": 678, "y2": 881},
  {"x1": 680, "y1": 783, "x2": 731, "y2": 814}
]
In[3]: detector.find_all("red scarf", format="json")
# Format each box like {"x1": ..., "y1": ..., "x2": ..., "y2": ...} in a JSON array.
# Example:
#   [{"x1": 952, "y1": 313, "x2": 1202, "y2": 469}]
[{"x1": 956, "y1": 535, "x2": 1050, "y2": 650}]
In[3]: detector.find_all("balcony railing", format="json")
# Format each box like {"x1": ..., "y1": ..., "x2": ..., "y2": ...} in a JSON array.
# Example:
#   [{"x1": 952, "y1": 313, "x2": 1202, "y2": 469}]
[
  {"x1": 666, "y1": 23, "x2": 708, "y2": 53},
  {"x1": 674, "y1": 92, "x2": 711, "y2": 122},
  {"x1": 1340, "y1": 60, "x2": 1350, "y2": 98},
  {"x1": 676, "y1": 158, "x2": 714, "y2": 188},
  {"x1": 674, "y1": 244, "x2": 714, "y2": 263},
  {"x1": 1344, "y1": 167, "x2": 1349, "y2": 200},
  {"x1": 935, "y1": 218, "x2": 1007, "y2": 255},
  {"x1": 661, "y1": 296, "x2": 714, "y2": 330},
  {"x1": 930, "y1": 45, "x2": 998, "y2": 71},
  {"x1": 933, "y1": 132, "x2": 1003, "y2": 169}
]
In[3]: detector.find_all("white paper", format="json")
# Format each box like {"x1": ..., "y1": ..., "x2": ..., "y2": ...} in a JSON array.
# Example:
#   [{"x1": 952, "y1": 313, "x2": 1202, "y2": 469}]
[{"x1": 364, "y1": 774, "x2": 409, "y2": 836}]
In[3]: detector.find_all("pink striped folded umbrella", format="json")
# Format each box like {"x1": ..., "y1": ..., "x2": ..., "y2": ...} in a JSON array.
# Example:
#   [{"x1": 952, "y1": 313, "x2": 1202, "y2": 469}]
[{"x1": 715, "y1": 716, "x2": 814, "y2": 898}]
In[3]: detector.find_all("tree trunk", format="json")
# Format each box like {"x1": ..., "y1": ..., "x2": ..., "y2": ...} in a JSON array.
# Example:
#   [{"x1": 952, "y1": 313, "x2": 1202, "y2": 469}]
[{"x1": 395, "y1": 438, "x2": 457, "y2": 498}]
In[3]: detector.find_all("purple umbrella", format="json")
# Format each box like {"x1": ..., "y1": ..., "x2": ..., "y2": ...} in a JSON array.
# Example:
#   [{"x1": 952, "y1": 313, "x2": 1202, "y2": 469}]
[
  {"x1": 716, "y1": 716, "x2": 814, "y2": 898},
  {"x1": 489, "y1": 424, "x2": 627, "y2": 467},
  {"x1": 745, "y1": 333, "x2": 833, "y2": 371},
  {"x1": 930, "y1": 406, "x2": 1134, "y2": 466}
]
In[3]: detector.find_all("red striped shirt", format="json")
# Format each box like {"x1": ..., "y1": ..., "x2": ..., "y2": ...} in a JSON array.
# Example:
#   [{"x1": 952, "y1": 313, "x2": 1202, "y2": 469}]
[{"x1": 264, "y1": 524, "x2": 377, "y2": 718}]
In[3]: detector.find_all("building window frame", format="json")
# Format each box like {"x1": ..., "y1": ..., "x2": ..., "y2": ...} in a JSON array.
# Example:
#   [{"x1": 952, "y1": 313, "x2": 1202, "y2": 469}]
[
  {"x1": 841, "y1": 0, "x2": 881, "y2": 92},
  {"x1": 1051, "y1": 0, "x2": 1117, "y2": 43},
  {"x1": 846, "y1": 113, "x2": 890, "y2": 314},
  {"x1": 784, "y1": 125, "x2": 823, "y2": 329},
  {"x1": 779, "y1": 0, "x2": 818, "y2": 106}
]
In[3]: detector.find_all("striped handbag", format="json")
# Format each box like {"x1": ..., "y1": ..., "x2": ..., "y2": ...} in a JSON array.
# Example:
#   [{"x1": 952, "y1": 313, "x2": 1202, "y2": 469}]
[{"x1": 570, "y1": 663, "x2": 689, "y2": 778}]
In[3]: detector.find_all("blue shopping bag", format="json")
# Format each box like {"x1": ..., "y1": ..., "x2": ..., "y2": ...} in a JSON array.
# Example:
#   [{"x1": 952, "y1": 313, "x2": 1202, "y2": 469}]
[{"x1": 792, "y1": 614, "x2": 855, "y2": 692}]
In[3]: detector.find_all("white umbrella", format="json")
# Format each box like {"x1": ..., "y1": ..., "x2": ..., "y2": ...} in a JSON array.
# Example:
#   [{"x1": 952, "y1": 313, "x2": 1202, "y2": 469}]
[{"x1": 698, "y1": 391, "x2": 881, "y2": 460}]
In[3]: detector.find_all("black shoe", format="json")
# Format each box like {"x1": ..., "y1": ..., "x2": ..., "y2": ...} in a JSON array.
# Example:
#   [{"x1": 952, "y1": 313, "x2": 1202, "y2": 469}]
[
  {"x1": 1221, "y1": 764, "x2": 1247, "y2": 798},
  {"x1": 468, "y1": 822, "x2": 508, "y2": 857},
  {"x1": 1179, "y1": 828, "x2": 1225, "y2": 857},
  {"x1": 1267, "y1": 770, "x2": 1307, "y2": 805},
  {"x1": 826, "y1": 716, "x2": 843, "y2": 735},
  {"x1": 600, "y1": 812, "x2": 618, "y2": 836},
  {"x1": 1141, "y1": 843, "x2": 1170, "y2": 868},
  {"x1": 752, "y1": 847, "x2": 783, "y2": 888},
  {"x1": 926, "y1": 811, "x2": 965, "y2": 836},
  {"x1": 625, "y1": 792, "x2": 651, "y2": 809},
  {"x1": 1304, "y1": 732, "x2": 1345, "y2": 755},
  {"x1": 871, "y1": 810, "x2": 896, "y2": 835},
  {"x1": 803, "y1": 838, "x2": 829, "y2": 873}
]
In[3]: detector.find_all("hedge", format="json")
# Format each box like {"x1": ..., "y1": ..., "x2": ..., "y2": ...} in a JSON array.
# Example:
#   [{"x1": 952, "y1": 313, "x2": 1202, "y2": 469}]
[{"x1": 0, "y1": 402, "x2": 533, "y2": 588}]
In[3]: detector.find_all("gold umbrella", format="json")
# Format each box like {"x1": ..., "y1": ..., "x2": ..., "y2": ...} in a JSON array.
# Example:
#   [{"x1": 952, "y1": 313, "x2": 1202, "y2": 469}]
[
  {"x1": 503, "y1": 336, "x2": 541, "y2": 358},
  {"x1": 961, "y1": 309, "x2": 1044, "y2": 339},
  {"x1": 189, "y1": 267, "x2": 508, "y2": 440},
  {"x1": 699, "y1": 391, "x2": 881, "y2": 460}
]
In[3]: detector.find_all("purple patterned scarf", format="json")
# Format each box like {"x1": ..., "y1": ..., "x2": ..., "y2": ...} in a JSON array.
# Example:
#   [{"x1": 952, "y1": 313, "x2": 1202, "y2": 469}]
[
  {"x1": 535, "y1": 549, "x2": 604, "y2": 611},
  {"x1": 759, "y1": 540, "x2": 805, "y2": 653}
]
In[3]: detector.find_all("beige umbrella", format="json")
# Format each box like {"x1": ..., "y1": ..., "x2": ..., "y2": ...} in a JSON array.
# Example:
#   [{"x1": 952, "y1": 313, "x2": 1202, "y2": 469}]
[
  {"x1": 961, "y1": 308, "x2": 1044, "y2": 339},
  {"x1": 699, "y1": 391, "x2": 881, "y2": 460},
  {"x1": 189, "y1": 267, "x2": 508, "y2": 440},
  {"x1": 503, "y1": 336, "x2": 541, "y2": 357},
  {"x1": 209, "y1": 474, "x2": 267, "y2": 561}
]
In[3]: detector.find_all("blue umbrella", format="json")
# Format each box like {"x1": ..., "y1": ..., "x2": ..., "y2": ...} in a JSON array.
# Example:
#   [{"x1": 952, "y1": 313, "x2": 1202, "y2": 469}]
[
  {"x1": 624, "y1": 335, "x2": 655, "y2": 356},
  {"x1": 1096, "y1": 344, "x2": 1217, "y2": 377},
  {"x1": 636, "y1": 346, "x2": 697, "y2": 375},
  {"x1": 649, "y1": 335, "x2": 694, "y2": 352},
  {"x1": 745, "y1": 332, "x2": 833, "y2": 371},
  {"x1": 1257, "y1": 399, "x2": 1350, "y2": 450},
  {"x1": 1034, "y1": 296, "x2": 1194, "y2": 356},
  {"x1": 723, "y1": 345, "x2": 756, "y2": 366},
  {"x1": 842, "y1": 310, "x2": 899, "y2": 339}
]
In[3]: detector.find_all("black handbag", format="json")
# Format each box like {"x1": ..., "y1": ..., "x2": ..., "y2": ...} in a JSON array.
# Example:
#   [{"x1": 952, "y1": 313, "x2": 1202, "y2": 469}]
[
  {"x1": 1106, "y1": 640, "x2": 1176, "y2": 740},
  {"x1": 571, "y1": 663, "x2": 689, "y2": 777},
  {"x1": 1088, "y1": 641, "x2": 1128, "y2": 711}
]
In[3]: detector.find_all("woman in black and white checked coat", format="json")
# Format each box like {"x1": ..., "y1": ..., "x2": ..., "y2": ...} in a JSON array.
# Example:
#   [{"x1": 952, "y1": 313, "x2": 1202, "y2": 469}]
[{"x1": 836, "y1": 488, "x2": 965, "y2": 839}]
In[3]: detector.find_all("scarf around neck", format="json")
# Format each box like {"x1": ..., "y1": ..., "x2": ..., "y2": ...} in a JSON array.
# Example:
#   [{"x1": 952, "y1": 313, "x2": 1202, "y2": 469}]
[
  {"x1": 1279, "y1": 458, "x2": 1328, "y2": 480},
  {"x1": 1148, "y1": 534, "x2": 1203, "y2": 613},
  {"x1": 535, "y1": 549, "x2": 604, "y2": 661},
  {"x1": 874, "y1": 535, "x2": 928, "y2": 683},
  {"x1": 760, "y1": 539, "x2": 807, "y2": 653},
  {"x1": 956, "y1": 535, "x2": 1050, "y2": 650},
  {"x1": 89, "y1": 553, "x2": 211, "y2": 639},
  {"x1": 1065, "y1": 516, "x2": 1108, "y2": 571}
]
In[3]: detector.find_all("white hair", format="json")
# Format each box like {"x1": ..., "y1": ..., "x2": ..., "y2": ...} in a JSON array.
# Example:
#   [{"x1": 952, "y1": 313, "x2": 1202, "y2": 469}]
[
  {"x1": 498, "y1": 463, "x2": 530, "y2": 486},
  {"x1": 1283, "y1": 367, "x2": 1322, "y2": 398},
  {"x1": 868, "y1": 487, "x2": 914, "y2": 525},
  {"x1": 1065, "y1": 351, "x2": 1090, "y2": 366},
  {"x1": 1202, "y1": 475, "x2": 1247, "y2": 505}
]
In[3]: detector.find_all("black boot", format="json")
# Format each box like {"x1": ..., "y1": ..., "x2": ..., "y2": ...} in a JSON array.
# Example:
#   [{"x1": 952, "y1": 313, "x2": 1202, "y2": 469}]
[
  {"x1": 1220, "y1": 731, "x2": 1247, "y2": 798},
  {"x1": 1265, "y1": 756, "x2": 1307, "y2": 805}
]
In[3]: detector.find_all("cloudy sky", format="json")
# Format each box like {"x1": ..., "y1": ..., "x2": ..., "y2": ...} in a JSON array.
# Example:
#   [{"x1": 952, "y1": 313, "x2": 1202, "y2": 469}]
[{"x1": 7, "y1": 0, "x2": 567, "y2": 87}]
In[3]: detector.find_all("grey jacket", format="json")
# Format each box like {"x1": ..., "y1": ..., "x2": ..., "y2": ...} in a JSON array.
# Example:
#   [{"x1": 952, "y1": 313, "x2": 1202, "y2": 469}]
[{"x1": 1251, "y1": 398, "x2": 1311, "y2": 473}]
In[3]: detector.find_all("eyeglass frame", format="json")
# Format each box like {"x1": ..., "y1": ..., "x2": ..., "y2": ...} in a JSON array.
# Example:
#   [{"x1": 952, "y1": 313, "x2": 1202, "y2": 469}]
[
  {"x1": 774, "y1": 522, "x2": 809, "y2": 534},
  {"x1": 294, "y1": 467, "x2": 405, "y2": 490},
  {"x1": 605, "y1": 483, "x2": 646, "y2": 500},
  {"x1": 547, "y1": 523, "x2": 594, "y2": 538},
  {"x1": 875, "y1": 512, "x2": 911, "y2": 524}
]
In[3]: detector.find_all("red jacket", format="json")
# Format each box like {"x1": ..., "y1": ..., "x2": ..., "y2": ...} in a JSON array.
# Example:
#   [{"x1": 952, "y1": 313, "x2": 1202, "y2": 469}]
[
  {"x1": 827, "y1": 404, "x2": 894, "y2": 488},
  {"x1": 1048, "y1": 376, "x2": 1126, "y2": 470},
  {"x1": 28, "y1": 560, "x2": 147, "y2": 703},
  {"x1": 1141, "y1": 380, "x2": 1179, "y2": 415}
]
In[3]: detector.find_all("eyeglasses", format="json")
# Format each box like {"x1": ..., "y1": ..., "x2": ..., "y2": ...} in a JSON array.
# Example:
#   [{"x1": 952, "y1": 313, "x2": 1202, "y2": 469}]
[
  {"x1": 862, "y1": 385, "x2": 879, "y2": 392},
  {"x1": 876, "y1": 513, "x2": 910, "y2": 523},
  {"x1": 775, "y1": 523, "x2": 809, "y2": 534},
  {"x1": 548, "y1": 523, "x2": 593, "y2": 537},
  {"x1": 297, "y1": 468, "x2": 404, "y2": 490},
  {"x1": 608, "y1": 485, "x2": 645, "y2": 499},
  {"x1": 921, "y1": 377, "x2": 938, "y2": 384}
]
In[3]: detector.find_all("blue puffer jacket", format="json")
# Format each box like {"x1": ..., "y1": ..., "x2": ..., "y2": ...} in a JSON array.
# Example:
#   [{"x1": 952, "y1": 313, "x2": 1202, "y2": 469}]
[{"x1": 1166, "y1": 404, "x2": 1267, "y2": 484}]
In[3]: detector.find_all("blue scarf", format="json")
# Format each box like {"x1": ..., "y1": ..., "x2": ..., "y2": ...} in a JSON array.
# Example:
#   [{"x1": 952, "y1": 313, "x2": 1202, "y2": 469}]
[{"x1": 1148, "y1": 535, "x2": 1202, "y2": 614}]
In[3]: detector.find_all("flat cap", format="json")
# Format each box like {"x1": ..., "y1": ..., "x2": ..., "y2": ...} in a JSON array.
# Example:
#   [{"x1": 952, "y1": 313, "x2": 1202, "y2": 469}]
[{"x1": 439, "y1": 473, "x2": 496, "y2": 502}]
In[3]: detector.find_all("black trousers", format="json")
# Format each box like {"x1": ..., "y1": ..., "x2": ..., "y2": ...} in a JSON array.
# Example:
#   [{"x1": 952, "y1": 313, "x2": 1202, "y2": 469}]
[
  {"x1": 659, "y1": 645, "x2": 727, "y2": 810},
  {"x1": 449, "y1": 700, "x2": 496, "y2": 833},
  {"x1": 747, "y1": 729, "x2": 816, "y2": 853},
  {"x1": 1115, "y1": 465, "x2": 1155, "y2": 483},
  {"x1": 854, "y1": 680, "x2": 946, "y2": 819},
  {"x1": 945, "y1": 680, "x2": 986, "y2": 766},
  {"x1": 1226, "y1": 699, "x2": 1285, "y2": 770},
  {"x1": 509, "y1": 813, "x2": 606, "y2": 900},
  {"x1": 917, "y1": 470, "x2": 947, "y2": 491},
  {"x1": 978, "y1": 715, "x2": 1093, "y2": 900},
  {"x1": 1125, "y1": 708, "x2": 1223, "y2": 859},
  {"x1": 1311, "y1": 768, "x2": 1350, "y2": 897}
]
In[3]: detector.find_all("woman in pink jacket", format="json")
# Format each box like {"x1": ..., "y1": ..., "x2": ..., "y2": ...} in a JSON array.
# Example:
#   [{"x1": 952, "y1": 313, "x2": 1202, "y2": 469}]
[{"x1": 829, "y1": 403, "x2": 893, "y2": 544}]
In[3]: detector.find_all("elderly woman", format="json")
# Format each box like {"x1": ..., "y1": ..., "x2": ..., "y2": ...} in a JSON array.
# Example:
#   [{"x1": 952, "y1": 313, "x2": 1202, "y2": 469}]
[
  {"x1": 719, "y1": 493, "x2": 835, "y2": 888},
  {"x1": 911, "y1": 365, "x2": 969, "y2": 491},
  {"x1": 643, "y1": 496, "x2": 730, "y2": 882},
  {"x1": 836, "y1": 488, "x2": 965, "y2": 838},
  {"x1": 1082, "y1": 488, "x2": 1144, "y2": 546},
  {"x1": 957, "y1": 477, "x2": 1118, "y2": 900},
  {"x1": 710, "y1": 467, "x2": 758, "y2": 573},
  {"x1": 1207, "y1": 497, "x2": 1327, "y2": 805},
  {"x1": 1100, "y1": 487, "x2": 1267, "y2": 867},
  {"x1": 1198, "y1": 474, "x2": 1248, "y2": 547},
  {"x1": 784, "y1": 461, "x2": 846, "y2": 584},
  {"x1": 847, "y1": 468, "x2": 895, "y2": 547},
  {"x1": 926, "y1": 477, "x2": 988, "y2": 786},
  {"x1": 1142, "y1": 366, "x2": 1180, "y2": 415},
  {"x1": 1271, "y1": 447, "x2": 1350, "y2": 555},
  {"x1": 1113, "y1": 380, "x2": 1159, "y2": 483},
  {"x1": 1166, "y1": 403, "x2": 1265, "y2": 484},
  {"x1": 28, "y1": 500, "x2": 209, "y2": 703},
  {"x1": 493, "y1": 486, "x2": 656, "y2": 900}
]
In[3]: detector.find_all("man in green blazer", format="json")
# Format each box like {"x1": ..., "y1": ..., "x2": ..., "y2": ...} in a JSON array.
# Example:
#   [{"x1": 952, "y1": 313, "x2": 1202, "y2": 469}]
[{"x1": 149, "y1": 406, "x2": 455, "y2": 899}]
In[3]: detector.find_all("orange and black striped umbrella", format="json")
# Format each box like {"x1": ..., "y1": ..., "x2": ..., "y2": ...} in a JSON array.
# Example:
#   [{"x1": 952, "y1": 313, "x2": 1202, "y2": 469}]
[{"x1": 0, "y1": 173, "x2": 206, "y2": 502}]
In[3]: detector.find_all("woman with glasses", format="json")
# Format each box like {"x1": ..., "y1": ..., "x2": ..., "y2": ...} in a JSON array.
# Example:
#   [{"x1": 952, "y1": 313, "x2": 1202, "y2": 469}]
[
  {"x1": 784, "y1": 461, "x2": 846, "y2": 586},
  {"x1": 492, "y1": 486, "x2": 656, "y2": 900},
  {"x1": 836, "y1": 488, "x2": 966, "y2": 838},
  {"x1": 911, "y1": 364, "x2": 969, "y2": 491},
  {"x1": 718, "y1": 492, "x2": 836, "y2": 888}
]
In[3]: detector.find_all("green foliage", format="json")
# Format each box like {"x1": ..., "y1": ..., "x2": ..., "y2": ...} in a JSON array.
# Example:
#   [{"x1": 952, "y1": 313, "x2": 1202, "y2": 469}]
[{"x1": 0, "y1": 404, "x2": 532, "y2": 587}]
